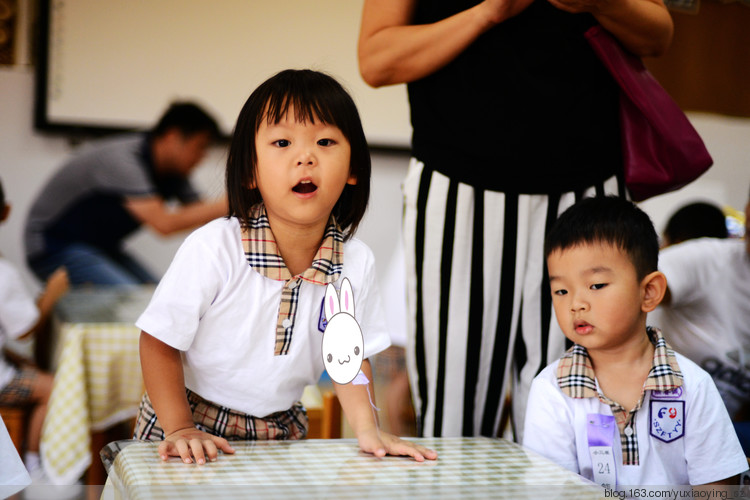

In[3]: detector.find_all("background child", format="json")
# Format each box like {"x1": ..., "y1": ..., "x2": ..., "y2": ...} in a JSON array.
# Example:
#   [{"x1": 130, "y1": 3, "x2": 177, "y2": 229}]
[
  {"x1": 0, "y1": 177, "x2": 68, "y2": 482},
  {"x1": 134, "y1": 69, "x2": 436, "y2": 464},
  {"x1": 523, "y1": 196, "x2": 747, "y2": 486}
]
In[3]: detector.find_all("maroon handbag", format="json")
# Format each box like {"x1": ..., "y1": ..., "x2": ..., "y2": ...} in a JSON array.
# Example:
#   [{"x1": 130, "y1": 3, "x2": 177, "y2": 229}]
[{"x1": 585, "y1": 25, "x2": 713, "y2": 202}]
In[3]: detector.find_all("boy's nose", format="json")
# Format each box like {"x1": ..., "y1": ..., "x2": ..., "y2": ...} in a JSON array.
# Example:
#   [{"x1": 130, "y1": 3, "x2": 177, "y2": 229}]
[{"x1": 570, "y1": 295, "x2": 588, "y2": 312}]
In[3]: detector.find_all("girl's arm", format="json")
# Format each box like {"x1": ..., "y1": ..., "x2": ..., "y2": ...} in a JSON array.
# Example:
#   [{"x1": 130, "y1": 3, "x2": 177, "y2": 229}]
[
  {"x1": 139, "y1": 331, "x2": 234, "y2": 464},
  {"x1": 358, "y1": 0, "x2": 532, "y2": 87},
  {"x1": 333, "y1": 359, "x2": 437, "y2": 461}
]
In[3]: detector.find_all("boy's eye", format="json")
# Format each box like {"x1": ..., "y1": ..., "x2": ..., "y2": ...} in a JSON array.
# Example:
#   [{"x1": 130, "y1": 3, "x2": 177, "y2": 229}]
[
  {"x1": 317, "y1": 138, "x2": 335, "y2": 146},
  {"x1": 273, "y1": 139, "x2": 290, "y2": 147},
  {"x1": 591, "y1": 283, "x2": 607, "y2": 290}
]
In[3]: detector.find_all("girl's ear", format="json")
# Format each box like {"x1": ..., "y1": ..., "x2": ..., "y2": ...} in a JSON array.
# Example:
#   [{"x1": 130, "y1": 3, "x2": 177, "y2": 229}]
[
  {"x1": 641, "y1": 271, "x2": 667, "y2": 313},
  {"x1": 339, "y1": 278, "x2": 355, "y2": 317},
  {"x1": 324, "y1": 283, "x2": 340, "y2": 322},
  {"x1": 346, "y1": 173, "x2": 357, "y2": 186}
]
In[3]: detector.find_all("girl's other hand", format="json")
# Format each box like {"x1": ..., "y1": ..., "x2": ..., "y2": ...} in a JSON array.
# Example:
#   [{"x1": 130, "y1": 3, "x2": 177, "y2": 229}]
[
  {"x1": 159, "y1": 427, "x2": 235, "y2": 465},
  {"x1": 357, "y1": 428, "x2": 438, "y2": 462}
]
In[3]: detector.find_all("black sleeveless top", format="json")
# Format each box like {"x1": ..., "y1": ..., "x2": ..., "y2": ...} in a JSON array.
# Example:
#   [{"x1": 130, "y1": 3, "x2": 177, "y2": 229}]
[{"x1": 407, "y1": 0, "x2": 622, "y2": 193}]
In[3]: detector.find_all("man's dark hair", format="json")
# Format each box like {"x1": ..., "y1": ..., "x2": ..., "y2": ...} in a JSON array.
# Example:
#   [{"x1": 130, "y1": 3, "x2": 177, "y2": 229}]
[
  {"x1": 545, "y1": 196, "x2": 659, "y2": 279},
  {"x1": 152, "y1": 102, "x2": 220, "y2": 139}
]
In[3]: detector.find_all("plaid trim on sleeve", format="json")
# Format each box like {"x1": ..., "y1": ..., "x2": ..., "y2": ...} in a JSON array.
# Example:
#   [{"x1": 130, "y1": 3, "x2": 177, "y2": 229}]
[
  {"x1": 241, "y1": 204, "x2": 344, "y2": 356},
  {"x1": 556, "y1": 327, "x2": 683, "y2": 466}
]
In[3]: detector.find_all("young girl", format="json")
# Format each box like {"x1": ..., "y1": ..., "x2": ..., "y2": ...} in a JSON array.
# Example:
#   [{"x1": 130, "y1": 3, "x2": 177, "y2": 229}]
[{"x1": 134, "y1": 69, "x2": 437, "y2": 464}]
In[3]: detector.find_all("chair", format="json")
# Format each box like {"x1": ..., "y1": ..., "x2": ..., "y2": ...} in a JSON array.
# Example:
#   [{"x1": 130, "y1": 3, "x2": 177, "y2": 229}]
[
  {"x1": 306, "y1": 391, "x2": 342, "y2": 439},
  {"x1": 0, "y1": 405, "x2": 28, "y2": 456}
]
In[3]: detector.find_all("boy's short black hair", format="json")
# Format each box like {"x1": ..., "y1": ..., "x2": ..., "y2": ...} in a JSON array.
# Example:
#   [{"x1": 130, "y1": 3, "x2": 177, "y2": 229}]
[
  {"x1": 545, "y1": 196, "x2": 659, "y2": 279},
  {"x1": 663, "y1": 202, "x2": 727, "y2": 245},
  {"x1": 226, "y1": 69, "x2": 371, "y2": 239},
  {"x1": 152, "y1": 102, "x2": 220, "y2": 140}
]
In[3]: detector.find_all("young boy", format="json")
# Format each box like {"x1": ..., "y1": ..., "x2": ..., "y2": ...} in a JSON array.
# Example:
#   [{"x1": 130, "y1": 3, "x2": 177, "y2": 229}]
[
  {"x1": 523, "y1": 196, "x2": 747, "y2": 487},
  {"x1": 0, "y1": 177, "x2": 68, "y2": 482}
]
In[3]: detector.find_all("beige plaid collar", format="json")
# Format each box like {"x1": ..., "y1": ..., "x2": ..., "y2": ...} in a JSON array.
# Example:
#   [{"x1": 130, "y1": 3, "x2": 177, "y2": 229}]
[
  {"x1": 556, "y1": 326, "x2": 683, "y2": 399},
  {"x1": 240, "y1": 204, "x2": 344, "y2": 355}
]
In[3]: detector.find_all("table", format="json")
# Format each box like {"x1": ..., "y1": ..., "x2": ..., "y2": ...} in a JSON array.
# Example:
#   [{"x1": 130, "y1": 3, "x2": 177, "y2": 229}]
[
  {"x1": 40, "y1": 285, "x2": 154, "y2": 485},
  {"x1": 101, "y1": 437, "x2": 604, "y2": 499}
]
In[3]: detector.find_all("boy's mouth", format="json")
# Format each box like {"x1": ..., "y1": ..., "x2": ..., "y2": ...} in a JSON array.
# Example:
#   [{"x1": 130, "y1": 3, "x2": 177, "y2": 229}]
[
  {"x1": 574, "y1": 320, "x2": 593, "y2": 335},
  {"x1": 292, "y1": 180, "x2": 317, "y2": 194}
]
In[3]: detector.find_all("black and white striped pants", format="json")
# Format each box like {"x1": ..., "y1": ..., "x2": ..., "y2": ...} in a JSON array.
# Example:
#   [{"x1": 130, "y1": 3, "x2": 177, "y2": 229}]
[{"x1": 402, "y1": 158, "x2": 626, "y2": 439}]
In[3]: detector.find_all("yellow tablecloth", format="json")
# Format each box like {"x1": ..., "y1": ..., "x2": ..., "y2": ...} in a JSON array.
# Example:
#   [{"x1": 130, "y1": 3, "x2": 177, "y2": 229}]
[
  {"x1": 103, "y1": 437, "x2": 604, "y2": 499},
  {"x1": 40, "y1": 322, "x2": 142, "y2": 484}
]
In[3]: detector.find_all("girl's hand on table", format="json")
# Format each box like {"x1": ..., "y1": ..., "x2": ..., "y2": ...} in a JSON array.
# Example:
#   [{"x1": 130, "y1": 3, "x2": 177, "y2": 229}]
[
  {"x1": 357, "y1": 428, "x2": 438, "y2": 462},
  {"x1": 159, "y1": 427, "x2": 235, "y2": 465}
]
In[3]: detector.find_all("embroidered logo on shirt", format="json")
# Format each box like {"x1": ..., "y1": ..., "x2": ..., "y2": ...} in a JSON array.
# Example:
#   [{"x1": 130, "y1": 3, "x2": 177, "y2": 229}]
[{"x1": 650, "y1": 400, "x2": 685, "y2": 442}]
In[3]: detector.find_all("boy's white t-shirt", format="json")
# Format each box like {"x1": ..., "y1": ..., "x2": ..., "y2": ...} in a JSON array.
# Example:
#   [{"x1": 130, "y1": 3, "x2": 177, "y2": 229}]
[
  {"x1": 136, "y1": 217, "x2": 391, "y2": 417},
  {"x1": 523, "y1": 352, "x2": 748, "y2": 486},
  {"x1": 0, "y1": 257, "x2": 40, "y2": 388}
]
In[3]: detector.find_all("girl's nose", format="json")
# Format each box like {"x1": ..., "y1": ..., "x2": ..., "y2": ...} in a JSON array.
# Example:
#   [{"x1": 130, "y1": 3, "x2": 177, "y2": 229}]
[{"x1": 296, "y1": 150, "x2": 316, "y2": 166}]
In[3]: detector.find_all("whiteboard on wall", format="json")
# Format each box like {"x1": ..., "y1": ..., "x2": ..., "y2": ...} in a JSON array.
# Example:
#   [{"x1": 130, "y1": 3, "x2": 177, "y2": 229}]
[{"x1": 35, "y1": 0, "x2": 412, "y2": 149}]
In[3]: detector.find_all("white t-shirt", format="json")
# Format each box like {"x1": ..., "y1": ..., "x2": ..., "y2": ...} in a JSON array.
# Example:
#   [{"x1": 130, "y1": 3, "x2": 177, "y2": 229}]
[
  {"x1": 136, "y1": 217, "x2": 391, "y2": 417},
  {"x1": 0, "y1": 257, "x2": 39, "y2": 388},
  {"x1": 649, "y1": 238, "x2": 750, "y2": 417},
  {"x1": 523, "y1": 352, "x2": 748, "y2": 486},
  {"x1": 0, "y1": 417, "x2": 31, "y2": 498}
]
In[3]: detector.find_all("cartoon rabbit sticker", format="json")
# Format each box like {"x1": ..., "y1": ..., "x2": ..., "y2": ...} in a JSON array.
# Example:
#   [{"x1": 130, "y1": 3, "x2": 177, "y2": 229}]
[{"x1": 322, "y1": 277, "x2": 365, "y2": 385}]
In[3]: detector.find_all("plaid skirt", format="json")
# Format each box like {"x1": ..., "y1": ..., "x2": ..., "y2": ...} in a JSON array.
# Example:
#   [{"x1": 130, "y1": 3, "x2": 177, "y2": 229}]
[
  {"x1": 0, "y1": 366, "x2": 37, "y2": 405},
  {"x1": 134, "y1": 389, "x2": 308, "y2": 441}
]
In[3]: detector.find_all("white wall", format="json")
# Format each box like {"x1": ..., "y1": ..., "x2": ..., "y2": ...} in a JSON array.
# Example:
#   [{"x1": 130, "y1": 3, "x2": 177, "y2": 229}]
[
  {"x1": 0, "y1": 67, "x2": 410, "y2": 297},
  {"x1": 1, "y1": 68, "x2": 749, "y2": 297}
]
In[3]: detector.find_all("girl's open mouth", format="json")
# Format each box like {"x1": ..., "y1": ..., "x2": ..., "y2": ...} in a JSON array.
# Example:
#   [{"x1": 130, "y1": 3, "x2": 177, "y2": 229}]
[{"x1": 292, "y1": 180, "x2": 317, "y2": 194}]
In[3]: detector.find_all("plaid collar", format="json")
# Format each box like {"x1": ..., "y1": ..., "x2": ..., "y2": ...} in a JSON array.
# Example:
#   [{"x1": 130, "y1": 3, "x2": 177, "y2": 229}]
[
  {"x1": 241, "y1": 204, "x2": 344, "y2": 355},
  {"x1": 556, "y1": 326, "x2": 683, "y2": 466},
  {"x1": 557, "y1": 326, "x2": 683, "y2": 399}
]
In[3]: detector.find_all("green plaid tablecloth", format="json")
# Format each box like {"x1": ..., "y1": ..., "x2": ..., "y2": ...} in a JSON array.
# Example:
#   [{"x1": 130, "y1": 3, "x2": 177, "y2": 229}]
[
  {"x1": 40, "y1": 322, "x2": 143, "y2": 484},
  {"x1": 104, "y1": 437, "x2": 604, "y2": 499}
]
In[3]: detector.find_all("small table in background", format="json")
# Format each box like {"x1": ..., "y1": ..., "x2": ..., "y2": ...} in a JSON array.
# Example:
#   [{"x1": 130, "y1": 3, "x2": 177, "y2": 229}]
[
  {"x1": 100, "y1": 437, "x2": 603, "y2": 499},
  {"x1": 40, "y1": 285, "x2": 154, "y2": 485}
]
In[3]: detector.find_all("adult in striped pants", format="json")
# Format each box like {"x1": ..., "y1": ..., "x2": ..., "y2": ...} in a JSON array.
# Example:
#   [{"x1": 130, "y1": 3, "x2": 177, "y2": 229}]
[{"x1": 358, "y1": 0, "x2": 671, "y2": 440}]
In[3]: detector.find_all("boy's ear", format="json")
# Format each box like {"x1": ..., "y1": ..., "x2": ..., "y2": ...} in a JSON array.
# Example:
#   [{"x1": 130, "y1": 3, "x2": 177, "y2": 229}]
[{"x1": 641, "y1": 271, "x2": 667, "y2": 313}]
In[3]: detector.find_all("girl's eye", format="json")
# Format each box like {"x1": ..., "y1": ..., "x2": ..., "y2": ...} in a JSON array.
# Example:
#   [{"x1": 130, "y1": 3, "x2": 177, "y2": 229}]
[
  {"x1": 317, "y1": 138, "x2": 335, "y2": 146},
  {"x1": 591, "y1": 283, "x2": 607, "y2": 290},
  {"x1": 553, "y1": 289, "x2": 567, "y2": 296},
  {"x1": 273, "y1": 139, "x2": 290, "y2": 147}
]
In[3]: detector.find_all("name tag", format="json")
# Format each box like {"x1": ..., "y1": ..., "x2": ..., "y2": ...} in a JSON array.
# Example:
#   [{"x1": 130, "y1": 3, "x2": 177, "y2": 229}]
[{"x1": 587, "y1": 413, "x2": 617, "y2": 489}]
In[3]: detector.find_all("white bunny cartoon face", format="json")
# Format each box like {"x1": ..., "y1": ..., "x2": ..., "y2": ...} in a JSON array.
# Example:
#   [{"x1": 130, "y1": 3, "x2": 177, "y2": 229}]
[{"x1": 321, "y1": 278, "x2": 364, "y2": 385}]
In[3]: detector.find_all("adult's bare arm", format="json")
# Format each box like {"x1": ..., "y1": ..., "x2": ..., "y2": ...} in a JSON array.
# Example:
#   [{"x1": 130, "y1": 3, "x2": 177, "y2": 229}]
[
  {"x1": 125, "y1": 196, "x2": 227, "y2": 236},
  {"x1": 548, "y1": 0, "x2": 673, "y2": 56},
  {"x1": 358, "y1": 0, "x2": 534, "y2": 87}
]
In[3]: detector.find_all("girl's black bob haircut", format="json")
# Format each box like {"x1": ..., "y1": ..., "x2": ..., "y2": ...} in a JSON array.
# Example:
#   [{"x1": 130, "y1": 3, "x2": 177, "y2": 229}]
[
  {"x1": 544, "y1": 196, "x2": 659, "y2": 280},
  {"x1": 226, "y1": 69, "x2": 371, "y2": 240}
]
